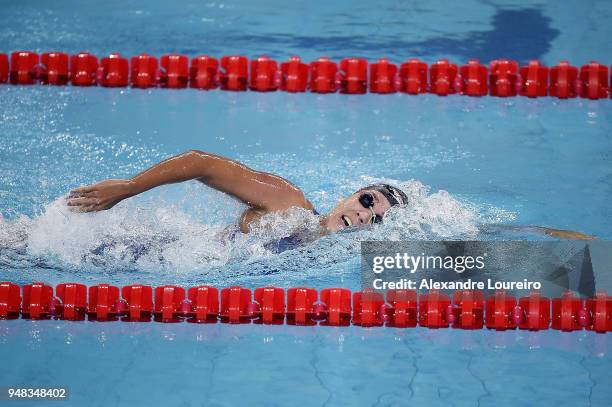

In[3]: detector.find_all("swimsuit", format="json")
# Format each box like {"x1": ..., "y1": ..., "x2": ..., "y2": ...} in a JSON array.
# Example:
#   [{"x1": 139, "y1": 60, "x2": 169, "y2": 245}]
[{"x1": 262, "y1": 208, "x2": 319, "y2": 253}]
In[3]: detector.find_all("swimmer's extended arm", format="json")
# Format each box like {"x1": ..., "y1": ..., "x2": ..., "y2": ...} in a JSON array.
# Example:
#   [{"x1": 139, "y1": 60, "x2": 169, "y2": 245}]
[
  {"x1": 532, "y1": 226, "x2": 595, "y2": 240},
  {"x1": 68, "y1": 150, "x2": 311, "y2": 212},
  {"x1": 481, "y1": 224, "x2": 596, "y2": 240}
]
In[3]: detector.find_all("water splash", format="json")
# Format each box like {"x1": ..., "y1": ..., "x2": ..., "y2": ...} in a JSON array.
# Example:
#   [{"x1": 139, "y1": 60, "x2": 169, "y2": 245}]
[
  {"x1": 0, "y1": 179, "x2": 502, "y2": 282},
  {"x1": 376, "y1": 179, "x2": 480, "y2": 240}
]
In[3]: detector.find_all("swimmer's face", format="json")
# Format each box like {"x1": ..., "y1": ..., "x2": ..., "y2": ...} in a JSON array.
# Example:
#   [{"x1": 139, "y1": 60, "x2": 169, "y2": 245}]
[{"x1": 325, "y1": 189, "x2": 392, "y2": 232}]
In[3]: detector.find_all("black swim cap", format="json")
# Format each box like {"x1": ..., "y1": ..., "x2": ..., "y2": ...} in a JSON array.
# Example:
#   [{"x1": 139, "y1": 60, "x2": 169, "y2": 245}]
[{"x1": 357, "y1": 183, "x2": 409, "y2": 207}]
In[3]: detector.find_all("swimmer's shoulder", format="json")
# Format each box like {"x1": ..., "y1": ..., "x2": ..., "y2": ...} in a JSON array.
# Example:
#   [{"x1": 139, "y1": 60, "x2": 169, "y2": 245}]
[
  {"x1": 238, "y1": 198, "x2": 317, "y2": 233},
  {"x1": 274, "y1": 188, "x2": 315, "y2": 212},
  {"x1": 284, "y1": 185, "x2": 314, "y2": 211}
]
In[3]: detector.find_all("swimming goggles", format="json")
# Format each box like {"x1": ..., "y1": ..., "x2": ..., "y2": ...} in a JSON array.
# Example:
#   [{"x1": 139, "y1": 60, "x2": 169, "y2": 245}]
[{"x1": 358, "y1": 192, "x2": 383, "y2": 224}]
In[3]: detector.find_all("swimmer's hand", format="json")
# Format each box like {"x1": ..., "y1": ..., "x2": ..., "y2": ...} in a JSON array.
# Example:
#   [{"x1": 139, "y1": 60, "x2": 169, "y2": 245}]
[
  {"x1": 538, "y1": 227, "x2": 596, "y2": 241},
  {"x1": 67, "y1": 179, "x2": 134, "y2": 212}
]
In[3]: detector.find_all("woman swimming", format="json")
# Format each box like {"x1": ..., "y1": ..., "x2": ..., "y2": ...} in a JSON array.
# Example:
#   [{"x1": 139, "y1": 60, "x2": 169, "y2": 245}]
[{"x1": 67, "y1": 149, "x2": 595, "y2": 240}]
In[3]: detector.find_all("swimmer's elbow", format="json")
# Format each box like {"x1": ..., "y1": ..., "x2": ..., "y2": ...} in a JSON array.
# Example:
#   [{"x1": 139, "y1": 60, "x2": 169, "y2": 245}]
[
  {"x1": 184, "y1": 149, "x2": 250, "y2": 185},
  {"x1": 186, "y1": 149, "x2": 205, "y2": 156},
  {"x1": 182, "y1": 150, "x2": 221, "y2": 180},
  {"x1": 183, "y1": 149, "x2": 207, "y2": 161}
]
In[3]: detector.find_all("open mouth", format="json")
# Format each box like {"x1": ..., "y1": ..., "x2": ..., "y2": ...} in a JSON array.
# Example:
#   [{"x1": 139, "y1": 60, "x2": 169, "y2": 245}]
[{"x1": 341, "y1": 215, "x2": 352, "y2": 227}]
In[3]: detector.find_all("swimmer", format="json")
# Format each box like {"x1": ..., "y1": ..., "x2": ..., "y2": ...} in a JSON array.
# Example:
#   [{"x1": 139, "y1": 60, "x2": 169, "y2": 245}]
[{"x1": 67, "y1": 149, "x2": 595, "y2": 240}]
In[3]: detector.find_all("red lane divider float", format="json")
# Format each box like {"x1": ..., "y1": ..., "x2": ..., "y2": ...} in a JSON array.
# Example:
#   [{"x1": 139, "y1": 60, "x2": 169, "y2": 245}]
[
  {"x1": 579, "y1": 61, "x2": 609, "y2": 99},
  {"x1": 370, "y1": 58, "x2": 397, "y2": 94},
  {"x1": 550, "y1": 61, "x2": 578, "y2": 99},
  {"x1": 0, "y1": 282, "x2": 20, "y2": 319},
  {"x1": 70, "y1": 52, "x2": 98, "y2": 86},
  {"x1": 459, "y1": 59, "x2": 488, "y2": 96},
  {"x1": 10, "y1": 51, "x2": 39, "y2": 85},
  {"x1": 0, "y1": 282, "x2": 610, "y2": 332},
  {"x1": 419, "y1": 290, "x2": 451, "y2": 328},
  {"x1": 99, "y1": 53, "x2": 129, "y2": 87},
  {"x1": 319, "y1": 288, "x2": 352, "y2": 326},
  {"x1": 121, "y1": 284, "x2": 153, "y2": 322},
  {"x1": 254, "y1": 286, "x2": 285, "y2": 324},
  {"x1": 280, "y1": 56, "x2": 308, "y2": 93},
  {"x1": 220, "y1": 55, "x2": 248, "y2": 91},
  {"x1": 489, "y1": 59, "x2": 518, "y2": 97},
  {"x1": 339, "y1": 58, "x2": 368, "y2": 94},
  {"x1": 485, "y1": 290, "x2": 517, "y2": 330},
  {"x1": 160, "y1": 54, "x2": 189, "y2": 89},
  {"x1": 21, "y1": 282, "x2": 54, "y2": 319},
  {"x1": 88, "y1": 283, "x2": 120, "y2": 321},
  {"x1": 55, "y1": 283, "x2": 87, "y2": 321},
  {"x1": 250, "y1": 56, "x2": 279, "y2": 92},
  {"x1": 131, "y1": 53, "x2": 158, "y2": 88},
  {"x1": 353, "y1": 290, "x2": 385, "y2": 327},
  {"x1": 1, "y1": 51, "x2": 612, "y2": 99},
  {"x1": 286, "y1": 287, "x2": 317, "y2": 325},
  {"x1": 309, "y1": 57, "x2": 338, "y2": 93},
  {"x1": 386, "y1": 289, "x2": 417, "y2": 328},
  {"x1": 429, "y1": 59, "x2": 458, "y2": 96},
  {"x1": 519, "y1": 60, "x2": 549, "y2": 98},
  {"x1": 517, "y1": 290, "x2": 551, "y2": 331},
  {"x1": 0, "y1": 53, "x2": 9, "y2": 83},
  {"x1": 451, "y1": 290, "x2": 484, "y2": 329},
  {"x1": 587, "y1": 292, "x2": 612, "y2": 332},
  {"x1": 154, "y1": 285, "x2": 186, "y2": 322},
  {"x1": 220, "y1": 285, "x2": 252, "y2": 323},
  {"x1": 187, "y1": 285, "x2": 219, "y2": 323},
  {"x1": 40, "y1": 52, "x2": 69, "y2": 85},
  {"x1": 280, "y1": 57, "x2": 308, "y2": 92},
  {"x1": 399, "y1": 58, "x2": 427, "y2": 95},
  {"x1": 190, "y1": 55, "x2": 218, "y2": 90}
]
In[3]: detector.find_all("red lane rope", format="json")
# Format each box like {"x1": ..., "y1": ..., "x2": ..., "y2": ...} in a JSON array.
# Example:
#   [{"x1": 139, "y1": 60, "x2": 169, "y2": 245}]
[
  {"x1": 0, "y1": 52, "x2": 611, "y2": 99},
  {"x1": 0, "y1": 282, "x2": 610, "y2": 332}
]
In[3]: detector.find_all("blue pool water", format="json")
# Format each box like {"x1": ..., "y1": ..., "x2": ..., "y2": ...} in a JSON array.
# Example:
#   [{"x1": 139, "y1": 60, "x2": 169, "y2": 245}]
[{"x1": 1, "y1": 1, "x2": 612, "y2": 406}]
